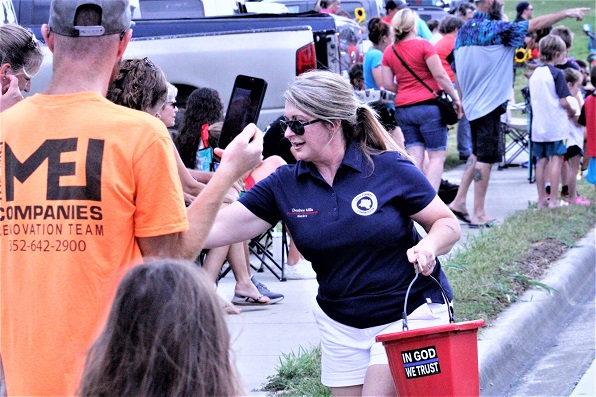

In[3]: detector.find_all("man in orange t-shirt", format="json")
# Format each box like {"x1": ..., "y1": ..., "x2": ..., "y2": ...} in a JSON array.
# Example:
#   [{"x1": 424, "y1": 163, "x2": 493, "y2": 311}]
[{"x1": 0, "y1": 1, "x2": 262, "y2": 395}]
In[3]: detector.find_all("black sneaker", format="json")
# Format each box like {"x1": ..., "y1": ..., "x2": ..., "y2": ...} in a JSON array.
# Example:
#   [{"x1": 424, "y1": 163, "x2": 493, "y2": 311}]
[{"x1": 251, "y1": 277, "x2": 284, "y2": 304}]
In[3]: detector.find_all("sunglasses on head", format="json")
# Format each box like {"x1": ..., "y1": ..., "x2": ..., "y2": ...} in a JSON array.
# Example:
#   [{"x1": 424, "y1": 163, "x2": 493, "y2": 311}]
[
  {"x1": 143, "y1": 57, "x2": 155, "y2": 68},
  {"x1": 280, "y1": 118, "x2": 323, "y2": 136}
]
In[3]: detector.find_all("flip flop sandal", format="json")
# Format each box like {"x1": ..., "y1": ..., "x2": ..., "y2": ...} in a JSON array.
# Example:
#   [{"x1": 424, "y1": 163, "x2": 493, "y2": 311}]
[
  {"x1": 469, "y1": 219, "x2": 500, "y2": 229},
  {"x1": 231, "y1": 294, "x2": 271, "y2": 306},
  {"x1": 451, "y1": 209, "x2": 471, "y2": 224}
]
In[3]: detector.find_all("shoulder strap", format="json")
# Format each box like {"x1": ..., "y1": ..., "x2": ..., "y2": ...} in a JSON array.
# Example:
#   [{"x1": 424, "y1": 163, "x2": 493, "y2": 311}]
[{"x1": 391, "y1": 45, "x2": 438, "y2": 97}]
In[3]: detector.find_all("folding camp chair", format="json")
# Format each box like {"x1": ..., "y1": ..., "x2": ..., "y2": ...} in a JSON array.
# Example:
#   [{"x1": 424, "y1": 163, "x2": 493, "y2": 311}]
[
  {"x1": 198, "y1": 222, "x2": 289, "y2": 282},
  {"x1": 521, "y1": 86, "x2": 535, "y2": 183},
  {"x1": 247, "y1": 222, "x2": 289, "y2": 282},
  {"x1": 498, "y1": 102, "x2": 530, "y2": 170}
]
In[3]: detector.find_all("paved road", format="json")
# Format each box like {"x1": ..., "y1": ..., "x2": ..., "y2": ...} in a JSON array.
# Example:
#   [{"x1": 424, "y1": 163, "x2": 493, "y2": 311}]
[{"x1": 508, "y1": 294, "x2": 595, "y2": 396}]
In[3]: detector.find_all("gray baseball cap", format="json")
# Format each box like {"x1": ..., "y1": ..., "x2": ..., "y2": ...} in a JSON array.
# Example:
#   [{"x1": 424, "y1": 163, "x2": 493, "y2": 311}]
[{"x1": 49, "y1": 0, "x2": 132, "y2": 37}]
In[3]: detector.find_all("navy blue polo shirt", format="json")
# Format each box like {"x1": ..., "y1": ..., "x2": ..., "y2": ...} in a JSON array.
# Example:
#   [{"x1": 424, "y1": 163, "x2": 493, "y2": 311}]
[{"x1": 240, "y1": 142, "x2": 453, "y2": 329}]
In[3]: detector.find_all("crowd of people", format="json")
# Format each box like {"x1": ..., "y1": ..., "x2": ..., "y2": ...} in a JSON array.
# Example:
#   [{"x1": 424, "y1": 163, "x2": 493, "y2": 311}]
[{"x1": 0, "y1": 0, "x2": 593, "y2": 396}]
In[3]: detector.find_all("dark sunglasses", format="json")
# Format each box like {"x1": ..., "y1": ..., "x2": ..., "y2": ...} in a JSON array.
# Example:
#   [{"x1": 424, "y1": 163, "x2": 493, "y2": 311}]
[{"x1": 280, "y1": 118, "x2": 323, "y2": 136}]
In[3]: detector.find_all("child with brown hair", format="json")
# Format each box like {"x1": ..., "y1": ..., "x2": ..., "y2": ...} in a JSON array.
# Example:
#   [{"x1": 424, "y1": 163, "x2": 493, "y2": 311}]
[
  {"x1": 529, "y1": 35, "x2": 575, "y2": 208},
  {"x1": 550, "y1": 25, "x2": 580, "y2": 71},
  {"x1": 78, "y1": 259, "x2": 245, "y2": 396}
]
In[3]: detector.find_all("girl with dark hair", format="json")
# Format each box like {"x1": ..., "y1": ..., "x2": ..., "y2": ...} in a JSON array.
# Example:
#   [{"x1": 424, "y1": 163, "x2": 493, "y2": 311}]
[
  {"x1": 78, "y1": 259, "x2": 245, "y2": 396},
  {"x1": 175, "y1": 87, "x2": 224, "y2": 170},
  {"x1": 205, "y1": 70, "x2": 461, "y2": 396},
  {"x1": 364, "y1": 18, "x2": 393, "y2": 91},
  {"x1": 363, "y1": 17, "x2": 404, "y2": 148}
]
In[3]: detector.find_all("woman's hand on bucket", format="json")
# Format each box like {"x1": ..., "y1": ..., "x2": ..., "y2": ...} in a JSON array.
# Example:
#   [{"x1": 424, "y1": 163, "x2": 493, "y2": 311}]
[{"x1": 407, "y1": 242, "x2": 436, "y2": 276}]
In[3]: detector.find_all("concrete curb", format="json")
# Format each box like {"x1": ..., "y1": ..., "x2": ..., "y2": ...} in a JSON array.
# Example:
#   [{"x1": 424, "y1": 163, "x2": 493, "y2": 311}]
[{"x1": 477, "y1": 228, "x2": 596, "y2": 395}]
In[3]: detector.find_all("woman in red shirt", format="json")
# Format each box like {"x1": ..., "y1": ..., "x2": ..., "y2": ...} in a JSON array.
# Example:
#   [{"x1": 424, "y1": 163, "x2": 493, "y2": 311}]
[{"x1": 382, "y1": 8, "x2": 462, "y2": 191}]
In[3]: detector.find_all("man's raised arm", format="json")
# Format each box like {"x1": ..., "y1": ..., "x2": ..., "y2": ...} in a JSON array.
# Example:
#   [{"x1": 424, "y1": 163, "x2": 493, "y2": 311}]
[
  {"x1": 138, "y1": 124, "x2": 263, "y2": 259},
  {"x1": 528, "y1": 8, "x2": 589, "y2": 33}
]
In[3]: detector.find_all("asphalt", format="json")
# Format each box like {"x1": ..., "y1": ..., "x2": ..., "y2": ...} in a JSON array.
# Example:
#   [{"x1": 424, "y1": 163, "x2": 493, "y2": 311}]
[{"x1": 218, "y1": 156, "x2": 596, "y2": 396}]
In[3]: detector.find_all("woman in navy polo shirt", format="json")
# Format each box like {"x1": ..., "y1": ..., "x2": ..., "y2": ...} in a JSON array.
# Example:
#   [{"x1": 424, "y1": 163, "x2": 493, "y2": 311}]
[{"x1": 205, "y1": 70, "x2": 461, "y2": 396}]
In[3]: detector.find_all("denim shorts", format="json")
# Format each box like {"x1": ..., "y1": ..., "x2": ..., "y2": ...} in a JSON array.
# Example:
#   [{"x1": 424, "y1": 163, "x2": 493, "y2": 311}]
[
  {"x1": 531, "y1": 140, "x2": 567, "y2": 159},
  {"x1": 395, "y1": 103, "x2": 448, "y2": 151}
]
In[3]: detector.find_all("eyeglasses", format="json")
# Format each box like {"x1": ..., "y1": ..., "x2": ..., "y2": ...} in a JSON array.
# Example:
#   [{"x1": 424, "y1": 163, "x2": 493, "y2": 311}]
[{"x1": 280, "y1": 118, "x2": 323, "y2": 136}]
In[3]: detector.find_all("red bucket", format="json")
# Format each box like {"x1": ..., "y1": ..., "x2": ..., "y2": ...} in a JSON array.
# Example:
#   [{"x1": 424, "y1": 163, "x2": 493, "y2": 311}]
[
  {"x1": 376, "y1": 319, "x2": 484, "y2": 396},
  {"x1": 376, "y1": 270, "x2": 484, "y2": 396}
]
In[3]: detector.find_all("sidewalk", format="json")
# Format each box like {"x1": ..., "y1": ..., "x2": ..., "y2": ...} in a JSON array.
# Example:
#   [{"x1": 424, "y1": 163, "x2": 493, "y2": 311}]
[{"x1": 218, "y1": 161, "x2": 595, "y2": 395}]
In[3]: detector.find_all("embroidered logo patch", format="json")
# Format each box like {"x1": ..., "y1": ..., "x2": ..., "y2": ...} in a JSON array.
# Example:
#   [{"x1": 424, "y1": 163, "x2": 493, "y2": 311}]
[{"x1": 351, "y1": 191, "x2": 377, "y2": 216}]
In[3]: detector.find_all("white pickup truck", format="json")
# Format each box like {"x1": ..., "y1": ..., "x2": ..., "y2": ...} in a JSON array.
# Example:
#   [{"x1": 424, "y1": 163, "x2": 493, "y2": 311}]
[{"x1": 10, "y1": 0, "x2": 349, "y2": 128}]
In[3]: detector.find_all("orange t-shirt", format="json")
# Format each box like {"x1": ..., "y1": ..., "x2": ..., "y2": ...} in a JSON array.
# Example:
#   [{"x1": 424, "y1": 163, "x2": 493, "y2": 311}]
[{"x1": 0, "y1": 92, "x2": 189, "y2": 396}]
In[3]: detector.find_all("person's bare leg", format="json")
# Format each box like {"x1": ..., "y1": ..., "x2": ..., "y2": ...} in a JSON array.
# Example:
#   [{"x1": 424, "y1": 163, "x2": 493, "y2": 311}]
[
  {"x1": 362, "y1": 364, "x2": 397, "y2": 396},
  {"x1": 548, "y1": 155, "x2": 564, "y2": 208},
  {"x1": 407, "y1": 145, "x2": 425, "y2": 173},
  {"x1": 243, "y1": 239, "x2": 251, "y2": 273},
  {"x1": 249, "y1": 155, "x2": 286, "y2": 182},
  {"x1": 561, "y1": 158, "x2": 570, "y2": 197},
  {"x1": 567, "y1": 155, "x2": 581, "y2": 200},
  {"x1": 425, "y1": 149, "x2": 447, "y2": 192},
  {"x1": 449, "y1": 155, "x2": 476, "y2": 215},
  {"x1": 201, "y1": 246, "x2": 242, "y2": 314},
  {"x1": 331, "y1": 385, "x2": 363, "y2": 397},
  {"x1": 390, "y1": 126, "x2": 405, "y2": 150},
  {"x1": 535, "y1": 157, "x2": 549, "y2": 209},
  {"x1": 471, "y1": 161, "x2": 494, "y2": 224},
  {"x1": 227, "y1": 242, "x2": 268, "y2": 301},
  {"x1": 202, "y1": 246, "x2": 231, "y2": 282}
]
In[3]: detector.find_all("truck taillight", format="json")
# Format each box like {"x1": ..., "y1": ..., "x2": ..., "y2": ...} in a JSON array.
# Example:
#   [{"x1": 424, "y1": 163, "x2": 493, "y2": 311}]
[{"x1": 296, "y1": 42, "x2": 316, "y2": 76}]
